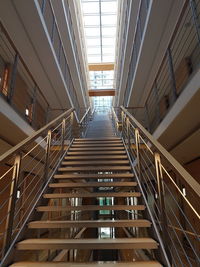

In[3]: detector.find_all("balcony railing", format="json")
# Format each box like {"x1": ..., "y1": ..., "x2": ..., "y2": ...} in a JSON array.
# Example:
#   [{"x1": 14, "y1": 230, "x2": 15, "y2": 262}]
[
  {"x1": 0, "y1": 23, "x2": 49, "y2": 130},
  {"x1": 123, "y1": 0, "x2": 150, "y2": 106},
  {"x1": 123, "y1": 0, "x2": 200, "y2": 133},
  {"x1": 38, "y1": 0, "x2": 88, "y2": 116}
]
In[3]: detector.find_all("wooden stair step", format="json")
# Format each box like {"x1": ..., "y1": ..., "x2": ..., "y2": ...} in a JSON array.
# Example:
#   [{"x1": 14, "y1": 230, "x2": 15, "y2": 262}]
[
  {"x1": 70, "y1": 147, "x2": 125, "y2": 151},
  {"x1": 61, "y1": 160, "x2": 130, "y2": 166},
  {"x1": 28, "y1": 219, "x2": 151, "y2": 229},
  {"x1": 71, "y1": 143, "x2": 124, "y2": 147},
  {"x1": 16, "y1": 238, "x2": 158, "y2": 250},
  {"x1": 36, "y1": 205, "x2": 145, "y2": 212},
  {"x1": 67, "y1": 151, "x2": 126, "y2": 155},
  {"x1": 43, "y1": 192, "x2": 141, "y2": 199},
  {"x1": 54, "y1": 173, "x2": 134, "y2": 179},
  {"x1": 64, "y1": 155, "x2": 128, "y2": 160},
  {"x1": 10, "y1": 261, "x2": 162, "y2": 266},
  {"x1": 75, "y1": 138, "x2": 121, "y2": 141},
  {"x1": 58, "y1": 166, "x2": 131, "y2": 172},
  {"x1": 73, "y1": 140, "x2": 123, "y2": 144},
  {"x1": 49, "y1": 182, "x2": 137, "y2": 188}
]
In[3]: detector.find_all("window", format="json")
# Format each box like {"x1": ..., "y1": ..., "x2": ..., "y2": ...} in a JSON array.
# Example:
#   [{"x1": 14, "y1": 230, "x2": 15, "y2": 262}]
[{"x1": 0, "y1": 64, "x2": 10, "y2": 97}]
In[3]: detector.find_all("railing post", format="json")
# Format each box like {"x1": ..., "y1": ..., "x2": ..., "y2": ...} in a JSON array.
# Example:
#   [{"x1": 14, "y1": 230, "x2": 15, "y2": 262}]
[
  {"x1": 43, "y1": 130, "x2": 52, "y2": 182},
  {"x1": 167, "y1": 48, "x2": 177, "y2": 102},
  {"x1": 8, "y1": 53, "x2": 19, "y2": 103},
  {"x1": 31, "y1": 86, "x2": 37, "y2": 128},
  {"x1": 41, "y1": 0, "x2": 46, "y2": 14},
  {"x1": 145, "y1": 104, "x2": 151, "y2": 132},
  {"x1": 61, "y1": 118, "x2": 66, "y2": 156},
  {"x1": 134, "y1": 128, "x2": 141, "y2": 180},
  {"x1": 51, "y1": 16, "x2": 55, "y2": 43},
  {"x1": 3, "y1": 153, "x2": 22, "y2": 255},
  {"x1": 126, "y1": 117, "x2": 131, "y2": 151},
  {"x1": 154, "y1": 152, "x2": 172, "y2": 263},
  {"x1": 45, "y1": 105, "x2": 50, "y2": 124},
  {"x1": 70, "y1": 111, "x2": 74, "y2": 139},
  {"x1": 121, "y1": 110, "x2": 124, "y2": 138},
  {"x1": 190, "y1": 0, "x2": 200, "y2": 45}
]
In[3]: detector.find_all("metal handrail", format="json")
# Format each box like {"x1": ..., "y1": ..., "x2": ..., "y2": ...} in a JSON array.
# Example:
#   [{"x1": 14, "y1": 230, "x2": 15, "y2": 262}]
[
  {"x1": 112, "y1": 106, "x2": 200, "y2": 265},
  {"x1": 0, "y1": 108, "x2": 74, "y2": 163},
  {"x1": 79, "y1": 107, "x2": 91, "y2": 125},
  {"x1": 121, "y1": 106, "x2": 200, "y2": 198},
  {"x1": 0, "y1": 106, "x2": 92, "y2": 262}
]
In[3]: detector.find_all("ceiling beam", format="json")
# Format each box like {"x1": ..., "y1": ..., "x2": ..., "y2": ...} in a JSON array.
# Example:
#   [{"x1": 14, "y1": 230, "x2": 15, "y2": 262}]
[
  {"x1": 88, "y1": 63, "x2": 114, "y2": 71},
  {"x1": 89, "y1": 89, "x2": 115, "y2": 96}
]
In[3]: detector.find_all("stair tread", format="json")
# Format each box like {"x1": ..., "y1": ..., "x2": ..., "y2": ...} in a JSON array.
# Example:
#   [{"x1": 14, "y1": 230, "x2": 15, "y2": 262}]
[
  {"x1": 10, "y1": 262, "x2": 162, "y2": 267},
  {"x1": 54, "y1": 173, "x2": 134, "y2": 179},
  {"x1": 70, "y1": 147, "x2": 125, "y2": 151},
  {"x1": 64, "y1": 155, "x2": 128, "y2": 160},
  {"x1": 74, "y1": 137, "x2": 121, "y2": 141},
  {"x1": 43, "y1": 192, "x2": 141, "y2": 198},
  {"x1": 49, "y1": 182, "x2": 137, "y2": 188},
  {"x1": 16, "y1": 238, "x2": 158, "y2": 250},
  {"x1": 61, "y1": 160, "x2": 129, "y2": 166},
  {"x1": 58, "y1": 166, "x2": 131, "y2": 172},
  {"x1": 74, "y1": 140, "x2": 123, "y2": 144},
  {"x1": 37, "y1": 205, "x2": 145, "y2": 212},
  {"x1": 29, "y1": 219, "x2": 151, "y2": 228},
  {"x1": 72, "y1": 144, "x2": 123, "y2": 147},
  {"x1": 67, "y1": 151, "x2": 126, "y2": 155}
]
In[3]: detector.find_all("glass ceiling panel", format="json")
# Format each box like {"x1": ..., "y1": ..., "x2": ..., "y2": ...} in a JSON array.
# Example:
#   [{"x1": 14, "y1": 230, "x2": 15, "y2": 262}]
[
  {"x1": 86, "y1": 38, "x2": 101, "y2": 46},
  {"x1": 101, "y1": 15, "x2": 117, "y2": 26},
  {"x1": 82, "y1": 2, "x2": 99, "y2": 13},
  {"x1": 85, "y1": 27, "x2": 100, "y2": 37},
  {"x1": 80, "y1": 0, "x2": 118, "y2": 90},
  {"x1": 102, "y1": 37, "x2": 115, "y2": 46},
  {"x1": 101, "y1": 2, "x2": 117, "y2": 13},
  {"x1": 84, "y1": 16, "x2": 100, "y2": 26},
  {"x1": 102, "y1": 27, "x2": 115, "y2": 36}
]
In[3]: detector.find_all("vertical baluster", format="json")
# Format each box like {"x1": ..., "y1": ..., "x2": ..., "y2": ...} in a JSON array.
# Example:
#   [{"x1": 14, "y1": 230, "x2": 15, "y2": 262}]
[
  {"x1": 8, "y1": 53, "x2": 19, "y2": 104},
  {"x1": 134, "y1": 128, "x2": 141, "y2": 181},
  {"x1": 154, "y1": 152, "x2": 172, "y2": 263},
  {"x1": 61, "y1": 118, "x2": 66, "y2": 156},
  {"x1": 43, "y1": 130, "x2": 52, "y2": 183},
  {"x1": 167, "y1": 48, "x2": 177, "y2": 102},
  {"x1": 3, "y1": 153, "x2": 22, "y2": 255},
  {"x1": 126, "y1": 117, "x2": 131, "y2": 151},
  {"x1": 190, "y1": 0, "x2": 200, "y2": 44}
]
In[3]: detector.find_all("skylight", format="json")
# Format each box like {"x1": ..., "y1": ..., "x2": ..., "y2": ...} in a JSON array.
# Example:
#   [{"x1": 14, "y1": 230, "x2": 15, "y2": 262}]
[{"x1": 80, "y1": 0, "x2": 118, "y2": 91}]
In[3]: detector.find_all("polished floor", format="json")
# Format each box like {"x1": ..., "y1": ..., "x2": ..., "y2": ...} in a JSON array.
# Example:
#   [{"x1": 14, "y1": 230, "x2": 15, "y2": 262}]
[{"x1": 86, "y1": 109, "x2": 116, "y2": 138}]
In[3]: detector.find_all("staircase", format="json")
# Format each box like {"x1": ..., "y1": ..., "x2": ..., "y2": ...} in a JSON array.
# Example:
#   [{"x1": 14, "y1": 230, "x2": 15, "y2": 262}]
[{"x1": 10, "y1": 137, "x2": 161, "y2": 266}]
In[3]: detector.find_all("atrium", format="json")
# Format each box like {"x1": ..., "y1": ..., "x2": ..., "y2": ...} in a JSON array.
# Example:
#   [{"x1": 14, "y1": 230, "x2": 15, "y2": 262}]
[{"x1": 0, "y1": 0, "x2": 199, "y2": 266}]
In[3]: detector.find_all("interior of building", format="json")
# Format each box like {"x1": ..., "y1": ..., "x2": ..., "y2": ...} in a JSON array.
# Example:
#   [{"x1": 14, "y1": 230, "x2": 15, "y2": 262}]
[{"x1": 0, "y1": 0, "x2": 199, "y2": 266}]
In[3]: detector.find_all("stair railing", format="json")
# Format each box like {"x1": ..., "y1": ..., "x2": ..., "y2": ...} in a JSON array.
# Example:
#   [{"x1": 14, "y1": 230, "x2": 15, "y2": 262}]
[
  {"x1": 0, "y1": 107, "x2": 91, "y2": 263},
  {"x1": 113, "y1": 106, "x2": 200, "y2": 266}
]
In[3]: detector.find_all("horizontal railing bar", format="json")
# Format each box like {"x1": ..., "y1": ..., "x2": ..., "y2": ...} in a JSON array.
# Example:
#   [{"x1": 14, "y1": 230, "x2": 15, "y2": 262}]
[
  {"x1": 121, "y1": 106, "x2": 200, "y2": 198},
  {"x1": 0, "y1": 108, "x2": 74, "y2": 163}
]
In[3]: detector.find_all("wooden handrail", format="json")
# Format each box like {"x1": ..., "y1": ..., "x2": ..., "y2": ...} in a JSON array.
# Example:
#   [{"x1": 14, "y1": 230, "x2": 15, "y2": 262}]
[
  {"x1": 0, "y1": 108, "x2": 74, "y2": 162},
  {"x1": 120, "y1": 106, "x2": 200, "y2": 198}
]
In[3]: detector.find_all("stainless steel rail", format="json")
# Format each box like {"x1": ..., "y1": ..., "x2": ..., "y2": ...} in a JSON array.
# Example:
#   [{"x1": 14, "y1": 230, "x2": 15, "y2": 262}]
[
  {"x1": 112, "y1": 106, "x2": 200, "y2": 266},
  {"x1": 0, "y1": 107, "x2": 91, "y2": 261}
]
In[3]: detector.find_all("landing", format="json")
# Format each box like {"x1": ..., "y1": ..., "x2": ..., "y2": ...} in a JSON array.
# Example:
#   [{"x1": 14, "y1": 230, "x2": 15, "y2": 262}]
[{"x1": 86, "y1": 109, "x2": 115, "y2": 138}]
